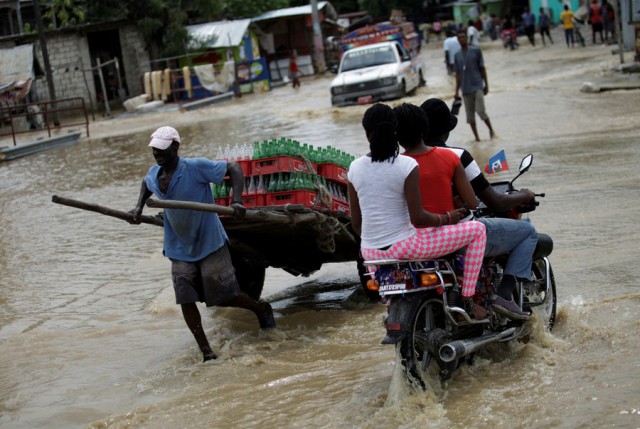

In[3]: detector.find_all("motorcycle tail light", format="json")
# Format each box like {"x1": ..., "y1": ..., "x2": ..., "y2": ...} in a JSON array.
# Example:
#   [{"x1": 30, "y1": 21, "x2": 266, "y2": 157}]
[
  {"x1": 436, "y1": 286, "x2": 445, "y2": 295},
  {"x1": 366, "y1": 279, "x2": 379, "y2": 291},
  {"x1": 420, "y1": 273, "x2": 438, "y2": 287}
]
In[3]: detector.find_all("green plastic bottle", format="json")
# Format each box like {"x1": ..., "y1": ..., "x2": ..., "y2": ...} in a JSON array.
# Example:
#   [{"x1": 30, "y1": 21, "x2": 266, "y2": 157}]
[
  {"x1": 219, "y1": 180, "x2": 229, "y2": 198},
  {"x1": 267, "y1": 173, "x2": 277, "y2": 193},
  {"x1": 252, "y1": 141, "x2": 261, "y2": 160}
]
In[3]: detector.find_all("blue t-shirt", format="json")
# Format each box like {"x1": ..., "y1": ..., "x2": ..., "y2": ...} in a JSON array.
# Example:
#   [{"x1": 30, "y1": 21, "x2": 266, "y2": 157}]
[
  {"x1": 454, "y1": 47, "x2": 485, "y2": 94},
  {"x1": 522, "y1": 12, "x2": 536, "y2": 27},
  {"x1": 144, "y1": 157, "x2": 228, "y2": 262}
]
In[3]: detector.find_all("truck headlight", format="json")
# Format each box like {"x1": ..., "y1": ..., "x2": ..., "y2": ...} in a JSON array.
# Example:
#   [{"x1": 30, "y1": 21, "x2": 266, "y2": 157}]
[
  {"x1": 331, "y1": 86, "x2": 345, "y2": 95},
  {"x1": 381, "y1": 77, "x2": 396, "y2": 86}
]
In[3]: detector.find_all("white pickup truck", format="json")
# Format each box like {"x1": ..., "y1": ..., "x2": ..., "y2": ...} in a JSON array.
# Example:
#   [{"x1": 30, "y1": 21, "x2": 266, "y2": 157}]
[{"x1": 330, "y1": 41, "x2": 426, "y2": 107}]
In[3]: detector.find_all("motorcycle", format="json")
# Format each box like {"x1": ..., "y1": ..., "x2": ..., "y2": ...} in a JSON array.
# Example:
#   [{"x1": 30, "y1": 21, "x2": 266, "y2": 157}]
[
  {"x1": 501, "y1": 28, "x2": 519, "y2": 50},
  {"x1": 363, "y1": 154, "x2": 556, "y2": 388}
]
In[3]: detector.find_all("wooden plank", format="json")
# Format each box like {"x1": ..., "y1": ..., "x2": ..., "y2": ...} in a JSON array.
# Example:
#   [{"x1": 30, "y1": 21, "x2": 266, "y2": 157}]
[
  {"x1": 51, "y1": 195, "x2": 163, "y2": 227},
  {"x1": 146, "y1": 198, "x2": 324, "y2": 225}
]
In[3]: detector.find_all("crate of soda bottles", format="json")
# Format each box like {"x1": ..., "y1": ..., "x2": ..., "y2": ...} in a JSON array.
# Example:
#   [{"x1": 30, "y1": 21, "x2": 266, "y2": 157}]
[
  {"x1": 214, "y1": 142, "x2": 253, "y2": 176},
  {"x1": 250, "y1": 137, "x2": 318, "y2": 176},
  {"x1": 241, "y1": 194, "x2": 267, "y2": 208},
  {"x1": 252, "y1": 156, "x2": 316, "y2": 176},
  {"x1": 214, "y1": 138, "x2": 355, "y2": 214},
  {"x1": 267, "y1": 190, "x2": 318, "y2": 207},
  {"x1": 252, "y1": 137, "x2": 354, "y2": 179},
  {"x1": 317, "y1": 163, "x2": 348, "y2": 185},
  {"x1": 332, "y1": 200, "x2": 350, "y2": 215}
]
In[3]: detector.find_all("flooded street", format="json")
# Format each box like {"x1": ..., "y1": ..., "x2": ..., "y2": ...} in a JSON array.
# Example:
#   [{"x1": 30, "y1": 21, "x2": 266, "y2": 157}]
[{"x1": 1, "y1": 32, "x2": 640, "y2": 429}]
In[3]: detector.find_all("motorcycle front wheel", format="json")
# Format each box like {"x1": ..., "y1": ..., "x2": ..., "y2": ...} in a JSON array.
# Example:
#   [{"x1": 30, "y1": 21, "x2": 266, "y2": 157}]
[{"x1": 398, "y1": 298, "x2": 457, "y2": 389}]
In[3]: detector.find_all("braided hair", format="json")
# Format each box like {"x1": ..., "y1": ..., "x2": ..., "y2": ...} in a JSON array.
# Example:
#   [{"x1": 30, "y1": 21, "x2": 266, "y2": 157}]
[
  {"x1": 361, "y1": 103, "x2": 399, "y2": 163},
  {"x1": 393, "y1": 103, "x2": 429, "y2": 150}
]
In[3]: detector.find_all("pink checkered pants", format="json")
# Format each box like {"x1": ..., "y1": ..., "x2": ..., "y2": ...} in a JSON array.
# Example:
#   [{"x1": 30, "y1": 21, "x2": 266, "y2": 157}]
[{"x1": 361, "y1": 221, "x2": 486, "y2": 297}]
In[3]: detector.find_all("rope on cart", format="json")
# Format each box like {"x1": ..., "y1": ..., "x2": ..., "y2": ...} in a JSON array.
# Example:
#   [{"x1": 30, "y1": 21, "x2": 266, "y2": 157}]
[{"x1": 314, "y1": 216, "x2": 340, "y2": 253}]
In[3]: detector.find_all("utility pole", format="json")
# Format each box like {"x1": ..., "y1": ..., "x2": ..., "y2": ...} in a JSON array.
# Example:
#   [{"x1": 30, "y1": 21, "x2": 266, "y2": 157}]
[
  {"x1": 16, "y1": 0, "x2": 23, "y2": 33},
  {"x1": 33, "y1": 0, "x2": 60, "y2": 125},
  {"x1": 311, "y1": 0, "x2": 326, "y2": 74},
  {"x1": 611, "y1": 0, "x2": 624, "y2": 64}
]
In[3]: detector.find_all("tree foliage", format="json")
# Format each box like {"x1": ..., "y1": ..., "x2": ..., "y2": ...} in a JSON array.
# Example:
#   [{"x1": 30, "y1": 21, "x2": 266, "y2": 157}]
[
  {"x1": 223, "y1": 0, "x2": 290, "y2": 19},
  {"x1": 46, "y1": 0, "x2": 429, "y2": 58},
  {"x1": 44, "y1": 0, "x2": 87, "y2": 28},
  {"x1": 83, "y1": 0, "x2": 292, "y2": 56},
  {"x1": 358, "y1": 0, "x2": 425, "y2": 20}
]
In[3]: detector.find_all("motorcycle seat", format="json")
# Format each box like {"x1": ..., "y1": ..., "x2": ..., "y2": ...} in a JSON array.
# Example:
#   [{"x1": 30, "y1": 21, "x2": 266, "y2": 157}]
[{"x1": 533, "y1": 233, "x2": 553, "y2": 258}]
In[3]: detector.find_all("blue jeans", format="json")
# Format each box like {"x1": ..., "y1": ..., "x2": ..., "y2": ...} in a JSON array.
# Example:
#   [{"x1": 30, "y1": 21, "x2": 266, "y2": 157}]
[{"x1": 477, "y1": 217, "x2": 538, "y2": 279}]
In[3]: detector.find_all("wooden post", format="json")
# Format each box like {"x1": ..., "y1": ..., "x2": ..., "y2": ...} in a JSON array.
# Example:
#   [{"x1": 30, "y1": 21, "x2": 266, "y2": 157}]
[
  {"x1": 114, "y1": 57, "x2": 124, "y2": 99},
  {"x1": 81, "y1": 67, "x2": 96, "y2": 121},
  {"x1": 96, "y1": 57, "x2": 111, "y2": 116},
  {"x1": 33, "y1": 0, "x2": 60, "y2": 126}
]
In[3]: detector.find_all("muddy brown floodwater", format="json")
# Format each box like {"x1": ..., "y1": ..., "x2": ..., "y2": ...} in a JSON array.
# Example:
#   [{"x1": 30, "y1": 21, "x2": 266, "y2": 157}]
[{"x1": 1, "y1": 28, "x2": 640, "y2": 429}]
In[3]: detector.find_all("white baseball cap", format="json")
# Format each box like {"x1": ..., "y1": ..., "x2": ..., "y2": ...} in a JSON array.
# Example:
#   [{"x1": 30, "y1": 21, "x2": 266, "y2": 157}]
[{"x1": 149, "y1": 126, "x2": 181, "y2": 150}]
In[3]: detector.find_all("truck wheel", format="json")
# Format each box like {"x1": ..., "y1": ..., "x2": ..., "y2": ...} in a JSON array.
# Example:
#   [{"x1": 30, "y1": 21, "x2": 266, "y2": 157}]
[
  {"x1": 230, "y1": 247, "x2": 266, "y2": 301},
  {"x1": 419, "y1": 71, "x2": 426, "y2": 87},
  {"x1": 401, "y1": 81, "x2": 407, "y2": 97}
]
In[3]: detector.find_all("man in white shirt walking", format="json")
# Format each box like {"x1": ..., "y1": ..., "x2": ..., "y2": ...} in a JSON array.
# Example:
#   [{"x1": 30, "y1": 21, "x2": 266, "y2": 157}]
[
  {"x1": 443, "y1": 30, "x2": 461, "y2": 75},
  {"x1": 467, "y1": 20, "x2": 481, "y2": 46}
]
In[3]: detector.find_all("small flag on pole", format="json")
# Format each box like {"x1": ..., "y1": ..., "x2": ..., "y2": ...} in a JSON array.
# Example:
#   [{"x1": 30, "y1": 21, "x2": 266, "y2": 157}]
[{"x1": 484, "y1": 150, "x2": 509, "y2": 174}]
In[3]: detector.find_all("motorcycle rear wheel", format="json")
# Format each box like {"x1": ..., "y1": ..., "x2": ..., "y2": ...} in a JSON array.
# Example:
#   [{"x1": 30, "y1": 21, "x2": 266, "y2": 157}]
[
  {"x1": 529, "y1": 258, "x2": 557, "y2": 331},
  {"x1": 398, "y1": 298, "x2": 457, "y2": 389}
]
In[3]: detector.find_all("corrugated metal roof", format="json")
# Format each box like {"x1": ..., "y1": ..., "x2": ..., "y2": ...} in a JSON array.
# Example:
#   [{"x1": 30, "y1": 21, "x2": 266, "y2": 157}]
[
  {"x1": 251, "y1": 1, "x2": 329, "y2": 22},
  {"x1": 186, "y1": 19, "x2": 251, "y2": 49}
]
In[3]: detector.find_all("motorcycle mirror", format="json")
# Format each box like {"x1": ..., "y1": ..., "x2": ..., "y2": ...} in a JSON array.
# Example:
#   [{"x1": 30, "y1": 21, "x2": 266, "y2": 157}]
[
  {"x1": 510, "y1": 154, "x2": 533, "y2": 188},
  {"x1": 519, "y1": 154, "x2": 533, "y2": 173}
]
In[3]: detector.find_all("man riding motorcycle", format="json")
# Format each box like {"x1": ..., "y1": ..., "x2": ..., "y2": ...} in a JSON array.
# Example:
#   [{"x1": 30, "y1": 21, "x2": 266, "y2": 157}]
[{"x1": 420, "y1": 98, "x2": 535, "y2": 320}]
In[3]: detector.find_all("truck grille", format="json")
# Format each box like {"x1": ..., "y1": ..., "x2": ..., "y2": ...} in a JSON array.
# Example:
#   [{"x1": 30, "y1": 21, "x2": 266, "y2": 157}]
[{"x1": 342, "y1": 80, "x2": 388, "y2": 93}]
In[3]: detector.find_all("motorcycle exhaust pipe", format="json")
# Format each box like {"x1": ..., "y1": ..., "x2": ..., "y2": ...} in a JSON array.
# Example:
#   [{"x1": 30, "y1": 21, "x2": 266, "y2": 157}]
[{"x1": 439, "y1": 327, "x2": 516, "y2": 363}]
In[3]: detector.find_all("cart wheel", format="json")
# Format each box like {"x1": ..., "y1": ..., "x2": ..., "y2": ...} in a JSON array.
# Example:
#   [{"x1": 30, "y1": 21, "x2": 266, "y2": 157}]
[{"x1": 230, "y1": 247, "x2": 266, "y2": 301}]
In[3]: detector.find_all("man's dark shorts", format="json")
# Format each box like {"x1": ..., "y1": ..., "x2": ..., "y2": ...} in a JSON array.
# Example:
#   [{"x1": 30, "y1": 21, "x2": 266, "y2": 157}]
[{"x1": 170, "y1": 244, "x2": 240, "y2": 307}]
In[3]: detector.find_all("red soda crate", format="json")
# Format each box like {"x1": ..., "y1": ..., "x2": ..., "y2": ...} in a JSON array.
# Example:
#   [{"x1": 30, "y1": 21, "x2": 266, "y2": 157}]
[
  {"x1": 331, "y1": 200, "x2": 350, "y2": 215},
  {"x1": 241, "y1": 194, "x2": 267, "y2": 207},
  {"x1": 241, "y1": 195, "x2": 256, "y2": 208},
  {"x1": 251, "y1": 156, "x2": 317, "y2": 176},
  {"x1": 318, "y1": 163, "x2": 348, "y2": 184},
  {"x1": 215, "y1": 197, "x2": 229, "y2": 206},
  {"x1": 238, "y1": 159, "x2": 252, "y2": 176},
  {"x1": 267, "y1": 190, "x2": 318, "y2": 207}
]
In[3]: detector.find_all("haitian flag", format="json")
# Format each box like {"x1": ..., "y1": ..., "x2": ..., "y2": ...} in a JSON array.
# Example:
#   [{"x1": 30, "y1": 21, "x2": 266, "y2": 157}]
[{"x1": 484, "y1": 150, "x2": 509, "y2": 174}]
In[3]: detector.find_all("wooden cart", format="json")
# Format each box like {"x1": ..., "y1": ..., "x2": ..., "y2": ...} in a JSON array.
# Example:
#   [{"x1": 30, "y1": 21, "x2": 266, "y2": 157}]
[{"x1": 51, "y1": 196, "x2": 365, "y2": 300}]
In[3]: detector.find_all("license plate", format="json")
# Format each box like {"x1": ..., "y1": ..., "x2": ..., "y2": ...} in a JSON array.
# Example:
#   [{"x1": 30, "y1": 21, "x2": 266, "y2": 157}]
[
  {"x1": 357, "y1": 95, "x2": 373, "y2": 105},
  {"x1": 378, "y1": 283, "x2": 407, "y2": 292}
]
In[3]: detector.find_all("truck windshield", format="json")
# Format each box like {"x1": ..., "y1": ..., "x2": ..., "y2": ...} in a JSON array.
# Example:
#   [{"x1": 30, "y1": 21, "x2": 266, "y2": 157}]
[{"x1": 340, "y1": 46, "x2": 397, "y2": 72}]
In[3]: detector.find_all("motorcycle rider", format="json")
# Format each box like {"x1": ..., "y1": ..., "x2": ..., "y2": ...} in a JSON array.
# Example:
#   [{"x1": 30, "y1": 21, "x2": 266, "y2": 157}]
[{"x1": 420, "y1": 98, "x2": 535, "y2": 320}]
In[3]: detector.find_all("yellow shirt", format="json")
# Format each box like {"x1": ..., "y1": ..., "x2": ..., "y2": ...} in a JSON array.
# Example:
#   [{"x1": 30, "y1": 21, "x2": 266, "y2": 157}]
[{"x1": 560, "y1": 10, "x2": 575, "y2": 29}]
